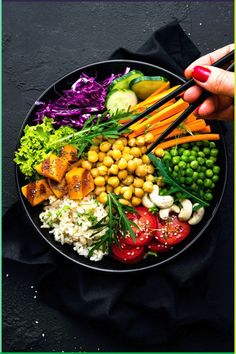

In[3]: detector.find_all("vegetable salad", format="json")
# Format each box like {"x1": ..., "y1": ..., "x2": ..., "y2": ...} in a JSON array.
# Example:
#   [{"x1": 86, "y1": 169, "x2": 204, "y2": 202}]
[{"x1": 15, "y1": 68, "x2": 221, "y2": 263}]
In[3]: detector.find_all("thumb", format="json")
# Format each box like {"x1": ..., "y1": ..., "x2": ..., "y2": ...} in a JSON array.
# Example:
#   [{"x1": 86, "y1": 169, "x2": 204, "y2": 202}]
[{"x1": 191, "y1": 65, "x2": 234, "y2": 97}]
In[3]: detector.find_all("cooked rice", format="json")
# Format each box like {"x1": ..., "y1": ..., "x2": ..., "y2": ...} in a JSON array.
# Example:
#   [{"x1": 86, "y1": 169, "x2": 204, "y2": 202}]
[{"x1": 39, "y1": 195, "x2": 109, "y2": 261}]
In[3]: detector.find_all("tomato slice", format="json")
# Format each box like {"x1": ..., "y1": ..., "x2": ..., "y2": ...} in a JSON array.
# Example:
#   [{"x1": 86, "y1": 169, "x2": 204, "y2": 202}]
[
  {"x1": 112, "y1": 238, "x2": 145, "y2": 264},
  {"x1": 147, "y1": 239, "x2": 172, "y2": 253},
  {"x1": 155, "y1": 213, "x2": 190, "y2": 246},
  {"x1": 123, "y1": 207, "x2": 157, "y2": 246}
]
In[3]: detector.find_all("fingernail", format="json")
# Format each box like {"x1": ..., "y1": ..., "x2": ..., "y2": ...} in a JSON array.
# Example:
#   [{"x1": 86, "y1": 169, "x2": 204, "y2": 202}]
[{"x1": 192, "y1": 66, "x2": 211, "y2": 83}]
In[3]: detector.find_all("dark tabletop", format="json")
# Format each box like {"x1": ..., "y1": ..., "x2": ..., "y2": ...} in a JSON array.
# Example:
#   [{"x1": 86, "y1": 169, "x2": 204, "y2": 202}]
[{"x1": 3, "y1": 1, "x2": 234, "y2": 352}]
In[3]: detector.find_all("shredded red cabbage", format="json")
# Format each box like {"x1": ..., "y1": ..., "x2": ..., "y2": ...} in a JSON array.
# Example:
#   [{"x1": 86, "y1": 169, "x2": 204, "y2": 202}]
[{"x1": 35, "y1": 68, "x2": 130, "y2": 129}]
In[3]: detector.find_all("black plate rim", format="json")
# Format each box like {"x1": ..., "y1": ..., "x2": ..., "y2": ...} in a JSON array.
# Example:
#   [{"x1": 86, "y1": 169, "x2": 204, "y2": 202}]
[{"x1": 15, "y1": 59, "x2": 228, "y2": 273}]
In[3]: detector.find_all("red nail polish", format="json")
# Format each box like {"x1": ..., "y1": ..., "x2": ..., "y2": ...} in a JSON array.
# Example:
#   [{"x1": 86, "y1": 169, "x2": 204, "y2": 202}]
[{"x1": 192, "y1": 66, "x2": 211, "y2": 83}]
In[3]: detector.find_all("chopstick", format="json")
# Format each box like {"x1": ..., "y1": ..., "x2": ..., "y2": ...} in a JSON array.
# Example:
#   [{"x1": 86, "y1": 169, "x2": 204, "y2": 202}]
[
  {"x1": 118, "y1": 49, "x2": 234, "y2": 133},
  {"x1": 145, "y1": 61, "x2": 234, "y2": 154}
]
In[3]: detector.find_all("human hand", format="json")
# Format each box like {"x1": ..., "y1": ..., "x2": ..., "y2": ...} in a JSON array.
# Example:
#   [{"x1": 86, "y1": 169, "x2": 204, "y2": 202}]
[{"x1": 183, "y1": 44, "x2": 234, "y2": 121}]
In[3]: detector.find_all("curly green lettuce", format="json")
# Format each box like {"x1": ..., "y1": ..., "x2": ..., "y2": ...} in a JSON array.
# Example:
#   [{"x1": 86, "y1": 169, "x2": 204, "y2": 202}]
[{"x1": 14, "y1": 117, "x2": 76, "y2": 178}]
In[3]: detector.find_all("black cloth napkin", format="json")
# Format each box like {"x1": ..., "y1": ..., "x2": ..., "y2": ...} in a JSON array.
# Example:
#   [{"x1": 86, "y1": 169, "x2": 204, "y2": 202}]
[{"x1": 3, "y1": 21, "x2": 233, "y2": 350}]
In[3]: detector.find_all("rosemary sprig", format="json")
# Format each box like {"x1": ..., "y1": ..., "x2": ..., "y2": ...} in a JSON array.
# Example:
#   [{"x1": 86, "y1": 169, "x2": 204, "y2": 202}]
[
  {"x1": 88, "y1": 193, "x2": 138, "y2": 257},
  {"x1": 148, "y1": 153, "x2": 209, "y2": 207}
]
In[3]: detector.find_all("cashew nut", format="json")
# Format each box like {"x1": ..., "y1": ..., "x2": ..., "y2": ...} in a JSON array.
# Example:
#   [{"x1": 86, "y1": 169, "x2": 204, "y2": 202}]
[
  {"x1": 149, "y1": 185, "x2": 174, "y2": 209},
  {"x1": 178, "y1": 199, "x2": 193, "y2": 221},
  {"x1": 159, "y1": 204, "x2": 180, "y2": 220},
  {"x1": 188, "y1": 203, "x2": 205, "y2": 225},
  {"x1": 142, "y1": 193, "x2": 155, "y2": 209}
]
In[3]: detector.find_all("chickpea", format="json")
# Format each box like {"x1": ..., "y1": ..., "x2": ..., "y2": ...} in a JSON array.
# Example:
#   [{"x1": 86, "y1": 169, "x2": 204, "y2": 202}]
[
  {"x1": 134, "y1": 187, "x2": 144, "y2": 198},
  {"x1": 118, "y1": 170, "x2": 128, "y2": 180},
  {"x1": 147, "y1": 164, "x2": 155, "y2": 174},
  {"x1": 98, "y1": 192, "x2": 108, "y2": 204},
  {"x1": 127, "y1": 160, "x2": 138, "y2": 173},
  {"x1": 114, "y1": 186, "x2": 122, "y2": 195},
  {"x1": 130, "y1": 147, "x2": 142, "y2": 157},
  {"x1": 94, "y1": 186, "x2": 106, "y2": 195},
  {"x1": 119, "y1": 198, "x2": 131, "y2": 206},
  {"x1": 91, "y1": 168, "x2": 99, "y2": 178},
  {"x1": 123, "y1": 146, "x2": 131, "y2": 154},
  {"x1": 106, "y1": 185, "x2": 114, "y2": 193},
  {"x1": 144, "y1": 132, "x2": 155, "y2": 144},
  {"x1": 92, "y1": 136, "x2": 103, "y2": 145},
  {"x1": 88, "y1": 150, "x2": 98, "y2": 163},
  {"x1": 89, "y1": 145, "x2": 99, "y2": 152},
  {"x1": 146, "y1": 174, "x2": 155, "y2": 182},
  {"x1": 117, "y1": 158, "x2": 128, "y2": 170},
  {"x1": 142, "y1": 154, "x2": 150, "y2": 164},
  {"x1": 96, "y1": 162, "x2": 103, "y2": 167},
  {"x1": 133, "y1": 177, "x2": 144, "y2": 188},
  {"x1": 98, "y1": 152, "x2": 106, "y2": 162},
  {"x1": 104, "y1": 175, "x2": 109, "y2": 183},
  {"x1": 81, "y1": 160, "x2": 92, "y2": 170},
  {"x1": 140, "y1": 146, "x2": 147, "y2": 154},
  {"x1": 133, "y1": 158, "x2": 142, "y2": 166},
  {"x1": 154, "y1": 148, "x2": 165, "y2": 157},
  {"x1": 122, "y1": 175, "x2": 134, "y2": 186},
  {"x1": 136, "y1": 165, "x2": 148, "y2": 177},
  {"x1": 109, "y1": 164, "x2": 119, "y2": 175},
  {"x1": 97, "y1": 165, "x2": 108, "y2": 176},
  {"x1": 122, "y1": 153, "x2": 132, "y2": 161},
  {"x1": 107, "y1": 176, "x2": 120, "y2": 188},
  {"x1": 131, "y1": 196, "x2": 142, "y2": 207},
  {"x1": 136, "y1": 136, "x2": 145, "y2": 146},
  {"x1": 128, "y1": 138, "x2": 136, "y2": 147},
  {"x1": 119, "y1": 137, "x2": 128, "y2": 146},
  {"x1": 112, "y1": 139, "x2": 124, "y2": 151},
  {"x1": 100, "y1": 141, "x2": 111, "y2": 152},
  {"x1": 143, "y1": 181, "x2": 154, "y2": 193},
  {"x1": 120, "y1": 186, "x2": 128, "y2": 194},
  {"x1": 111, "y1": 149, "x2": 122, "y2": 161},
  {"x1": 107, "y1": 150, "x2": 114, "y2": 157},
  {"x1": 94, "y1": 176, "x2": 105, "y2": 186},
  {"x1": 123, "y1": 188, "x2": 133, "y2": 200},
  {"x1": 103, "y1": 156, "x2": 114, "y2": 167}
]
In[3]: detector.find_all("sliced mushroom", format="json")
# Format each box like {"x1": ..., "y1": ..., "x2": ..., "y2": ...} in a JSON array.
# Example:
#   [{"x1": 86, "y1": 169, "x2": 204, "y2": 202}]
[
  {"x1": 188, "y1": 203, "x2": 205, "y2": 225},
  {"x1": 178, "y1": 199, "x2": 193, "y2": 221},
  {"x1": 159, "y1": 204, "x2": 180, "y2": 220},
  {"x1": 142, "y1": 193, "x2": 155, "y2": 209},
  {"x1": 149, "y1": 185, "x2": 174, "y2": 209}
]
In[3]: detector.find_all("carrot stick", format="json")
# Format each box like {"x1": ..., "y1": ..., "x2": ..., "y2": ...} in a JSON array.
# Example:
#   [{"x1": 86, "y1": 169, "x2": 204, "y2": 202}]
[
  {"x1": 151, "y1": 120, "x2": 206, "y2": 140},
  {"x1": 155, "y1": 134, "x2": 220, "y2": 150},
  {"x1": 199, "y1": 125, "x2": 211, "y2": 133},
  {"x1": 131, "y1": 99, "x2": 189, "y2": 132},
  {"x1": 147, "y1": 81, "x2": 170, "y2": 98}
]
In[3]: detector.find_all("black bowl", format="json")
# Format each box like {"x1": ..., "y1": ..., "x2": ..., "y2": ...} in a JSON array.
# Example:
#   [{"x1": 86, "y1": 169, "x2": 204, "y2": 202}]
[{"x1": 15, "y1": 60, "x2": 227, "y2": 273}]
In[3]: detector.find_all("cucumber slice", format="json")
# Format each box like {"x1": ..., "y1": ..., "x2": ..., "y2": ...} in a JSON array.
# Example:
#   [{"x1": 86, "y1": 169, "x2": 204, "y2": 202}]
[
  {"x1": 108, "y1": 70, "x2": 144, "y2": 91},
  {"x1": 105, "y1": 89, "x2": 138, "y2": 115},
  {"x1": 130, "y1": 76, "x2": 169, "y2": 100}
]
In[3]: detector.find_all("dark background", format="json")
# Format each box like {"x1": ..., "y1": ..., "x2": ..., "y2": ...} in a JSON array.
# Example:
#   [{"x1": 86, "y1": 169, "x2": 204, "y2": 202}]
[{"x1": 3, "y1": 1, "x2": 234, "y2": 352}]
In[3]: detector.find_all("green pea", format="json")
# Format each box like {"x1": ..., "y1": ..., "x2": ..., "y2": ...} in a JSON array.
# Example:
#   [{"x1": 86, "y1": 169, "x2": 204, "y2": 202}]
[
  {"x1": 210, "y1": 148, "x2": 219, "y2": 157},
  {"x1": 178, "y1": 161, "x2": 187, "y2": 169},
  {"x1": 172, "y1": 156, "x2": 180, "y2": 164},
  {"x1": 181, "y1": 155, "x2": 189, "y2": 163},
  {"x1": 189, "y1": 155, "x2": 196, "y2": 162},
  {"x1": 170, "y1": 149, "x2": 178, "y2": 156},
  {"x1": 178, "y1": 147, "x2": 185, "y2": 155},
  {"x1": 205, "y1": 169, "x2": 213, "y2": 178},
  {"x1": 205, "y1": 159, "x2": 214, "y2": 168},
  {"x1": 180, "y1": 170, "x2": 185, "y2": 177},
  {"x1": 197, "y1": 179, "x2": 204, "y2": 186},
  {"x1": 182, "y1": 143, "x2": 189, "y2": 148},
  {"x1": 185, "y1": 177, "x2": 192, "y2": 185},
  {"x1": 186, "y1": 168, "x2": 193, "y2": 177},
  {"x1": 163, "y1": 154, "x2": 171, "y2": 162},
  {"x1": 191, "y1": 183, "x2": 198, "y2": 192},
  {"x1": 201, "y1": 166, "x2": 207, "y2": 172},
  {"x1": 190, "y1": 150, "x2": 197, "y2": 156},
  {"x1": 183, "y1": 150, "x2": 191, "y2": 156},
  {"x1": 192, "y1": 146, "x2": 200, "y2": 152},
  {"x1": 199, "y1": 190, "x2": 204, "y2": 198},
  {"x1": 197, "y1": 157, "x2": 205, "y2": 165},
  {"x1": 209, "y1": 156, "x2": 217, "y2": 163},
  {"x1": 203, "y1": 140, "x2": 209, "y2": 146},
  {"x1": 209, "y1": 142, "x2": 216, "y2": 148},
  {"x1": 192, "y1": 171, "x2": 199, "y2": 181},
  {"x1": 213, "y1": 166, "x2": 220, "y2": 174},
  {"x1": 203, "y1": 147, "x2": 210, "y2": 155},
  {"x1": 172, "y1": 171, "x2": 178, "y2": 179},
  {"x1": 196, "y1": 141, "x2": 203, "y2": 147},
  {"x1": 174, "y1": 165, "x2": 179, "y2": 172},
  {"x1": 179, "y1": 176, "x2": 185, "y2": 184},
  {"x1": 204, "y1": 179, "x2": 212, "y2": 188},
  {"x1": 210, "y1": 182, "x2": 215, "y2": 189},
  {"x1": 190, "y1": 160, "x2": 199, "y2": 170},
  {"x1": 212, "y1": 175, "x2": 219, "y2": 183},
  {"x1": 205, "y1": 192, "x2": 213, "y2": 201},
  {"x1": 198, "y1": 172, "x2": 205, "y2": 179},
  {"x1": 198, "y1": 151, "x2": 205, "y2": 158}
]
